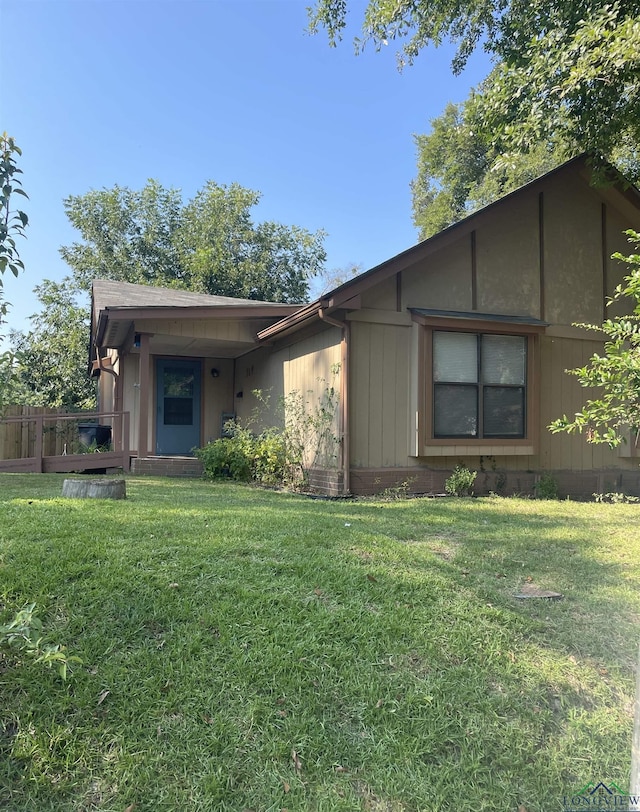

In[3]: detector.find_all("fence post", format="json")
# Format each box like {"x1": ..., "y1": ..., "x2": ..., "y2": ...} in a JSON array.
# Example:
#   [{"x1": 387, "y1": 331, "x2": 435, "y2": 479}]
[{"x1": 34, "y1": 414, "x2": 44, "y2": 473}]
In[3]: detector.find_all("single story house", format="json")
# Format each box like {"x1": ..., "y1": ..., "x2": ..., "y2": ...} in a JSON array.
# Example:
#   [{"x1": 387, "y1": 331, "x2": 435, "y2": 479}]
[{"x1": 90, "y1": 156, "x2": 640, "y2": 498}]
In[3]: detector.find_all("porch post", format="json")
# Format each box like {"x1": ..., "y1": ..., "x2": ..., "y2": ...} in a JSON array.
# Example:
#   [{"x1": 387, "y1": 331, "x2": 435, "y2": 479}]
[{"x1": 138, "y1": 334, "x2": 151, "y2": 459}]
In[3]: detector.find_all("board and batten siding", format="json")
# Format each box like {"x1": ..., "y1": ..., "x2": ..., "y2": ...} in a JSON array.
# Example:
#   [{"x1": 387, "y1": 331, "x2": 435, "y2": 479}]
[
  {"x1": 350, "y1": 320, "x2": 411, "y2": 468},
  {"x1": 234, "y1": 326, "x2": 342, "y2": 450},
  {"x1": 347, "y1": 161, "x2": 640, "y2": 483}
]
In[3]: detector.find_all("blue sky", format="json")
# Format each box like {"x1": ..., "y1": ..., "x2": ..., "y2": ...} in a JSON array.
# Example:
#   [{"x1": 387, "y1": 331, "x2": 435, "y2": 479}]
[{"x1": 0, "y1": 0, "x2": 491, "y2": 334}]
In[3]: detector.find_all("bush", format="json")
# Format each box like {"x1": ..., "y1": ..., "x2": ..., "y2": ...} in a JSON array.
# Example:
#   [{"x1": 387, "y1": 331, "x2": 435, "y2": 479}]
[
  {"x1": 445, "y1": 465, "x2": 477, "y2": 496},
  {"x1": 534, "y1": 473, "x2": 559, "y2": 500},
  {"x1": 195, "y1": 376, "x2": 341, "y2": 491},
  {"x1": 195, "y1": 424, "x2": 288, "y2": 486}
]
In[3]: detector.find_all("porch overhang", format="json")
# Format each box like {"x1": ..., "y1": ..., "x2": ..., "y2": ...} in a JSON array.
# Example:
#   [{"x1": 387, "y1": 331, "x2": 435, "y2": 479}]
[{"x1": 93, "y1": 303, "x2": 300, "y2": 360}]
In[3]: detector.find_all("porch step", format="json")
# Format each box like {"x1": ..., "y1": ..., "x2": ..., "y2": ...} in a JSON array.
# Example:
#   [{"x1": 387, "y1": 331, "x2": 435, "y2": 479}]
[{"x1": 132, "y1": 456, "x2": 203, "y2": 478}]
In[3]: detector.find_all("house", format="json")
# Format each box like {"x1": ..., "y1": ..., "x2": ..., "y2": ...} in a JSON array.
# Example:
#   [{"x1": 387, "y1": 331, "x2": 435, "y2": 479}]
[{"x1": 90, "y1": 156, "x2": 640, "y2": 498}]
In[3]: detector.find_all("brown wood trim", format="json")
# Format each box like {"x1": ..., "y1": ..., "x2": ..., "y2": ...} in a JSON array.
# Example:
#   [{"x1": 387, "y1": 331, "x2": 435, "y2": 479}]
[
  {"x1": 138, "y1": 334, "x2": 151, "y2": 458},
  {"x1": 418, "y1": 326, "x2": 540, "y2": 455},
  {"x1": 539, "y1": 192, "x2": 545, "y2": 320},
  {"x1": 602, "y1": 202, "x2": 608, "y2": 322},
  {"x1": 411, "y1": 313, "x2": 546, "y2": 335},
  {"x1": 471, "y1": 230, "x2": 477, "y2": 311},
  {"x1": 419, "y1": 326, "x2": 430, "y2": 457},
  {"x1": 106, "y1": 304, "x2": 299, "y2": 321}
]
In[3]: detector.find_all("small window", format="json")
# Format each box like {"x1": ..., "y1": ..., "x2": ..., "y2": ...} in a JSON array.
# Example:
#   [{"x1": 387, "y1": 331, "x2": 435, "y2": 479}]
[{"x1": 433, "y1": 331, "x2": 527, "y2": 439}]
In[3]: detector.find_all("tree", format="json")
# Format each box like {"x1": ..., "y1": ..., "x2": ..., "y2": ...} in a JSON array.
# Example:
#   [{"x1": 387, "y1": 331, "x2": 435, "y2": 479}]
[
  {"x1": 411, "y1": 98, "x2": 568, "y2": 238},
  {"x1": 0, "y1": 134, "x2": 28, "y2": 415},
  {"x1": 549, "y1": 231, "x2": 640, "y2": 447},
  {"x1": 9, "y1": 280, "x2": 96, "y2": 411},
  {"x1": 61, "y1": 180, "x2": 326, "y2": 303},
  {"x1": 313, "y1": 261, "x2": 363, "y2": 297},
  {"x1": 0, "y1": 132, "x2": 28, "y2": 324},
  {"x1": 309, "y1": 1, "x2": 640, "y2": 166}
]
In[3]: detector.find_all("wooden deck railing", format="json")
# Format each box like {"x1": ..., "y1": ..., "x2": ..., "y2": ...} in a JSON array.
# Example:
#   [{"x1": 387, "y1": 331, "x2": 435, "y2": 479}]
[{"x1": 0, "y1": 410, "x2": 130, "y2": 474}]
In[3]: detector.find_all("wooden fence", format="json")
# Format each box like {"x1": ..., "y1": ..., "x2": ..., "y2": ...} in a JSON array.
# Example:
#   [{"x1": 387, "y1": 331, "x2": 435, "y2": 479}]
[{"x1": 0, "y1": 407, "x2": 130, "y2": 473}]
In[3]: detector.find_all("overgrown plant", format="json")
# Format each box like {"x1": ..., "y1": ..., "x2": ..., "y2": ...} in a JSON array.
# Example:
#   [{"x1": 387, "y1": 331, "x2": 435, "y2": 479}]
[
  {"x1": 445, "y1": 465, "x2": 477, "y2": 496},
  {"x1": 0, "y1": 603, "x2": 81, "y2": 680},
  {"x1": 196, "y1": 369, "x2": 340, "y2": 490}
]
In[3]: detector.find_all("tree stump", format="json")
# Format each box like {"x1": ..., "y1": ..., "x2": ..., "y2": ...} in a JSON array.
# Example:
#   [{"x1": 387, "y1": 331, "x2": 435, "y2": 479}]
[{"x1": 62, "y1": 478, "x2": 126, "y2": 500}]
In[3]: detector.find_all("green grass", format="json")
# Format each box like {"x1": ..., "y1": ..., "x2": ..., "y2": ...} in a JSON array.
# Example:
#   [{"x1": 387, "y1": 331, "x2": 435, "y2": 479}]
[{"x1": 0, "y1": 474, "x2": 638, "y2": 811}]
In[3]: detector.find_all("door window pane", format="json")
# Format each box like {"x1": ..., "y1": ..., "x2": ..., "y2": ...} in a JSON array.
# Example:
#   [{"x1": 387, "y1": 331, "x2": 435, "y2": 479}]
[
  {"x1": 433, "y1": 332, "x2": 477, "y2": 382},
  {"x1": 434, "y1": 384, "x2": 478, "y2": 437},
  {"x1": 164, "y1": 397, "x2": 193, "y2": 426},
  {"x1": 164, "y1": 368, "x2": 194, "y2": 398}
]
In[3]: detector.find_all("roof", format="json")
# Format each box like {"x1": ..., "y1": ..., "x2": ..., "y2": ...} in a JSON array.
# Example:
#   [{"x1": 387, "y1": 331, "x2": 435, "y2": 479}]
[
  {"x1": 92, "y1": 279, "x2": 292, "y2": 312},
  {"x1": 258, "y1": 154, "x2": 640, "y2": 342},
  {"x1": 90, "y1": 279, "x2": 300, "y2": 357}
]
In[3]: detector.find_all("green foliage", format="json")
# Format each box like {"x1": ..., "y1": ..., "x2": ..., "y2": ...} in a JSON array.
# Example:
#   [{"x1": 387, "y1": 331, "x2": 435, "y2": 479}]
[
  {"x1": 62, "y1": 179, "x2": 326, "y2": 303},
  {"x1": 0, "y1": 133, "x2": 28, "y2": 322},
  {"x1": 8, "y1": 279, "x2": 96, "y2": 410},
  {"x1": 412, "y1": 98, "x2": 568, "y2": 238},
  {"x1": 534, "y1": 474, "x2": 560, "y2": 501},
  {"x1": 549, "y1": 230, "x2": 640, "y2": 448},
  {"x1": 0, "y1": 603, "x2": 80, "y2": 680},
  {"x1": 0, "y1": 134, "x2": 28, "y2": 417},
  {"x1": 196, "y1": 373, "x2": 340, "y2": 490},
  {"x1": 310, "y1": 2, "x2": 640, "y2": 190},
  {"x1": 195, "y1": 424, "x2": 286, "y2": 485},
  {"x1": 593, "y1": 491, "x2": 640, "y2": 503},
  {"x1": 445, "y1": 464, "x2": 477, "y2": 496}
]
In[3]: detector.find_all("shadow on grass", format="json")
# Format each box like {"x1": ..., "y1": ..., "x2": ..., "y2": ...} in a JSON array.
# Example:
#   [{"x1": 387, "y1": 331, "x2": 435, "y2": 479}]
[{"x1": 0, "y1": 475, "x2": 638, "y2": 811}]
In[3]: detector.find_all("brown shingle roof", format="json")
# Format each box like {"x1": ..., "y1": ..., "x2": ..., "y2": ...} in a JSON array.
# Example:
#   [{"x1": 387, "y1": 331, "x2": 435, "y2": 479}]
[{"x1": 92, "y1": 279, "x2": 292, "y2": 313}]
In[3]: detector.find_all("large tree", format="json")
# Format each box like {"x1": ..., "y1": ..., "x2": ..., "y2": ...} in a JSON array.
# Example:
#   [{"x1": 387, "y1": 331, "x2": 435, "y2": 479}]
[
  {"x1": 62, "y1": 180, "x2": 326, "y2": 303},
  {"x1": 309, "y1": 1, "x2": 640, "y2": 165},
  {"x1": 411, "y1": 97, "x2": 569, "y2": 238},
  {"x1": 9, "y1": 280, "x2": 96, "y2": 411}
]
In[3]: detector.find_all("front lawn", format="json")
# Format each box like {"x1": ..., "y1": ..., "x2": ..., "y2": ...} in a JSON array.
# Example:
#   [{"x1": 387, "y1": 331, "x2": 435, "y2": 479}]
[{"x1": 0, "y1": 474, "x2": 638, "y2": 811}]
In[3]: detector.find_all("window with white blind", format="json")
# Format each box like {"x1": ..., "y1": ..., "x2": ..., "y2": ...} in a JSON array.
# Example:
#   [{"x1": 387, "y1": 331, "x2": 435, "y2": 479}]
[{"x1": 433, "y1": 331, "x2": 527, "y2": 438}]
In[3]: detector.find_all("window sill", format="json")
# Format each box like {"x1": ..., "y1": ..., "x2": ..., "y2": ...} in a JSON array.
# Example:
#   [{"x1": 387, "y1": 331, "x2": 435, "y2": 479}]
[{"x1": 416, "y1": 443, "x2": 535, "y2": 457}]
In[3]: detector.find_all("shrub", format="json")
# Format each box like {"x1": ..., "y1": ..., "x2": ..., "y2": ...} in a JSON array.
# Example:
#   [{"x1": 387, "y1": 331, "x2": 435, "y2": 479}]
[
  {"x1": 195, "y1": 373, "x2": 341, "y2": 491},
  {"x1": 445, "y1": 465, "x2": 477, "y2": 496},
  {"x1": 534, "y1": 473, "x2": 559, "y2": 500}
]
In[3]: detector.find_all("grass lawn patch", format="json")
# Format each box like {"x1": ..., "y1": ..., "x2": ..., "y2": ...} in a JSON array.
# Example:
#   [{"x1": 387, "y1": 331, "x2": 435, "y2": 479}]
[{"x1": 0, "y1": 474, "x2": 638, "y2": 811}]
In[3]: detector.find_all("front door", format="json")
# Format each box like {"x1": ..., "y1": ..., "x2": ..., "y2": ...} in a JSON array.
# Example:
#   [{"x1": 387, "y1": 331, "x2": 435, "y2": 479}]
[{"x1": 156, "y1": 359, "x2": 202, "y2": 455}]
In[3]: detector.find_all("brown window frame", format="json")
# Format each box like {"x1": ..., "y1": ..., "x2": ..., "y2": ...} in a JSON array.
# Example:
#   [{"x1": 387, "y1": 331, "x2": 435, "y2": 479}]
[{"x1": 412, "y1": 313, "x2": 543, "y2": 455}]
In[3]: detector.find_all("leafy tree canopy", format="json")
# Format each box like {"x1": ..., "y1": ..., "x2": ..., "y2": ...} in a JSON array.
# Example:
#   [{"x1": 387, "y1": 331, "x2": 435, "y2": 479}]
[
  {"x1": 61, "y1": 180, "x2": 326, "y2": 304},
  {"x1": 411, "y1": 98, "x2": 569, "y2": 238},
  {"x1": 9, "y1": 280, "x2": 96, "y2": 411},
  {"x1": 310, "y1": 1, "x2": 640, "y2": 186}
]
